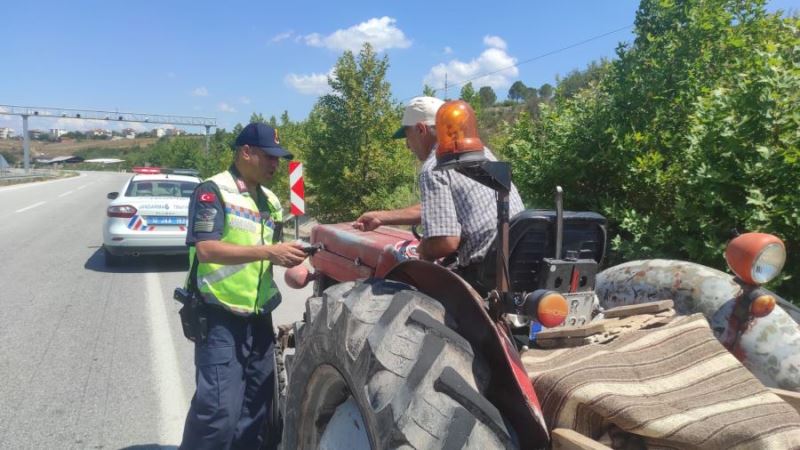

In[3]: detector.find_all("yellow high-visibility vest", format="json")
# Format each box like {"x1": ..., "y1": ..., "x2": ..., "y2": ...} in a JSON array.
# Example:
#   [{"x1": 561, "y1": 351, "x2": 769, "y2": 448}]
[{"x1": 189, "y1": 170, "x2": 283, "y2": 315}]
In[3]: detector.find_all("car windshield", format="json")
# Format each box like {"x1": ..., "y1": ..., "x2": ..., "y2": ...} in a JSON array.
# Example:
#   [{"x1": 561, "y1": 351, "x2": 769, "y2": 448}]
[{"x1": 125, "y1": 180, "x2": 198, "y2": 198}]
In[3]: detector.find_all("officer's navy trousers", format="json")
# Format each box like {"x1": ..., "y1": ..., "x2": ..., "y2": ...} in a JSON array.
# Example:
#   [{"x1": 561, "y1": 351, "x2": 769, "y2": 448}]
[{"x1": 179, "y1": 307, "x2": 277, "y2": 450}]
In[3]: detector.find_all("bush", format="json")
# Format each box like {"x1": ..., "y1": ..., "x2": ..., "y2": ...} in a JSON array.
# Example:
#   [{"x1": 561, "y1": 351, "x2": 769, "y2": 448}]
[{"x1": 503, "y1": 0, "x2": 800, "y2": 298}]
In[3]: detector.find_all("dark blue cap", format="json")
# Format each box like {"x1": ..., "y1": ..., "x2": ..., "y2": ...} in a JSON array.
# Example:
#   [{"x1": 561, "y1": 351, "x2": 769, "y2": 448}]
[{"x1": 235, "y1": 122, "x2": 293, "y2": 159}]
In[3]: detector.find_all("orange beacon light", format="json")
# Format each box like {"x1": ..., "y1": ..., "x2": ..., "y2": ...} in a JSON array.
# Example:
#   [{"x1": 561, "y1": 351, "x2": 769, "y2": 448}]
[{"x1": 435, "y1": 100, "x2": 487, "y2": 170}]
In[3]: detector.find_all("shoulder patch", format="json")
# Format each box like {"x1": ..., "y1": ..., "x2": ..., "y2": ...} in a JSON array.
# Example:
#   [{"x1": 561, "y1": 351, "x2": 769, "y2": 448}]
[{"x1": 193, "y1": 207, "x2": 217, "y2": 233}]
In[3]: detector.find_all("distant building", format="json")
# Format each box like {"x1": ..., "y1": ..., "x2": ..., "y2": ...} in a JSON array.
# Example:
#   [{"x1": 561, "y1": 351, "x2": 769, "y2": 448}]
[
  {"x1": 49, "y1": 128, "x2": 67, "y2": 139},
  {"x1": 0, "y1": 127, "x2": 14, "y2": 139},
  {"x1": 29, "y1": 129, "x2": 46, "y2": 139},
  {"x1": 87, "y1": 129, "x2": 112, "y2": 138},
  {"x1": 122, "y1": 128, "x2": 136, "y2": 139},
  {"x1": 166, "y1": 128, "x2": 186, "y2": 136},
  {"x1": 152, "y1": 128, "x2": 166, "y2": 138}
]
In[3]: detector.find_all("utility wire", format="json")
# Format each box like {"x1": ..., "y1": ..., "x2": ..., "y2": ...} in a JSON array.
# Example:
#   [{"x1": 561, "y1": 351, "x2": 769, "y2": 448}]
[{"x1": 405, "y1": 24, "x2": 634, "y2": 102}]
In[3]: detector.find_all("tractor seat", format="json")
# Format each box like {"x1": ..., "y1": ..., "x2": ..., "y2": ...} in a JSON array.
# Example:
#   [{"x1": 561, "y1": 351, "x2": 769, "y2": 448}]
[{"x1": 476, "y1": 210, "x2": 607, "y2": 293}]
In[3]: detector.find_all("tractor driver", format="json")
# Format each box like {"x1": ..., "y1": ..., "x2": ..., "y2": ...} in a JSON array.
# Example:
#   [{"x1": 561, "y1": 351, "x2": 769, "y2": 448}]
[{"x1": 353, "y1": 96, "x2": 524, "y2": 282}]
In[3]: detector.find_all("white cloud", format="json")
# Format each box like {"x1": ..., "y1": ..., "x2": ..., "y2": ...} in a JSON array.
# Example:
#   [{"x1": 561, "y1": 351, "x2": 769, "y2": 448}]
[
  {"x1": 270, "y1": 31, "x2": 294, "y2": 43},
  {"x1": 55, "y1": 118, "x2": 158, "y2": 132},
  {"x1": 303, "y1": 17, "x2": 411, "y2": 53},
  {"x1": 121, "y1": 122, "x2": 150, "y2": 132},
  {"x1": 239, "y1": 96, "x2": 251, "y2": 104},
  {"x1": 424, "y1": 46, "x2": 519, "y2": 92},
  {"x1": 285, "y1": 70, "x2": 334, "y2": 95},
  {"x1": 483, "y1": 35, "x2": 507, "y2": 50},
  {"x1": 443, "y1": 46, "x2": 453, "y2": 55},
  {"x1": 191, "y1": 87, "x2": 209, "y2": 97},
  {"x1": 218, "y1": 102, "x2": 237, "y2": 113}
]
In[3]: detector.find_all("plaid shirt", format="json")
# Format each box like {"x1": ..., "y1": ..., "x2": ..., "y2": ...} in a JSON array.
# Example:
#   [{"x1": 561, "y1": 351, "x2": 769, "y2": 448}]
[{"x1": 420, "y1": 147, "x2": 524, "y2": 266}]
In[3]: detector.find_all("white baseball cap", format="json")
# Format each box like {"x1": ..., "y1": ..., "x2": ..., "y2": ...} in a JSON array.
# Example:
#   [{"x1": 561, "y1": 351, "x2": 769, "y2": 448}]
[{"x1": 393, "y1": 96, "x2": 445, "y2": 138}]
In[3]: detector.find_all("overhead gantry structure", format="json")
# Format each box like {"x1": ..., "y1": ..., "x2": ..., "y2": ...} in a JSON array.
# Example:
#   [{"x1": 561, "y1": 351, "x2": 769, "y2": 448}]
[{"x1": 0, "y1": 104, "x2": 217, "y2": 172}]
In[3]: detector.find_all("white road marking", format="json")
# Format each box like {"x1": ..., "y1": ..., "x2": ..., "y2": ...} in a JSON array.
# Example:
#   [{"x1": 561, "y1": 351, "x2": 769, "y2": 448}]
[
  {"x1": 76, "y1": 184, "x2": 89, "y2": 190},
  {"x1": 145, "y1": 272, "x2": 188, "y2": 445},
  {"x1": 15, "y1": 201, "x2": 46, "y2": 213},
  {"x1": 58, "y1": 190, "x2": 74, "y2": 198}
]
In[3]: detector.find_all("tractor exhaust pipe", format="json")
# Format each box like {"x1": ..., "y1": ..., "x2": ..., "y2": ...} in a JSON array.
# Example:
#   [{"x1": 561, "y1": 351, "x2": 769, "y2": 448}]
[
  {"x1": 555, "y1": 186, "x2": 563, "y2": 259},
  {"x1": 555, "y1": 186, "x2": 564, "y2": 259}
]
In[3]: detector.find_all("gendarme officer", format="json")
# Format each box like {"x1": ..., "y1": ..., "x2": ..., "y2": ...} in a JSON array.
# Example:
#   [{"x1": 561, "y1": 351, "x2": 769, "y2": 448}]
[{"x1": 179, "y1": 122, "x2": 306, "y2": 449}]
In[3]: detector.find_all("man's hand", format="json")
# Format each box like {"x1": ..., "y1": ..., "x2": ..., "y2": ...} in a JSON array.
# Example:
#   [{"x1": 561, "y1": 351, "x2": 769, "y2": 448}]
[
  {"x1": 353, "y1": 211, "x2": 383, "y2": 231},
  {"x1": 265, "y1": 242, "x2": 307, "y2": 267}
]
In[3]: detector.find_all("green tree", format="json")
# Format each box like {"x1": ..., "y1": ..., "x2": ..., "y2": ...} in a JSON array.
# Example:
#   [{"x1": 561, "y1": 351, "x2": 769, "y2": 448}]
[
  {"x1": 478, "y1": 86, "x2": 496, "y2": 107},
  {"x1": 459, "y1": 82, "x2": 482, "y2": 115},
  {"x1": 306, "y1": 43, "x2": 416, "y2": 223},
  {"x1": 555, "y1": 59, "x2": 610, "y2": 100},
  {"x1": 538, "y1": 83, "x2": 554, "y2": 100},
  {"x1": 250, "y1": 112, "x2": 266, "y2": 124},
  {"x1": 508, "y1": 80, "x2": 528, "y2": 102},
  {"x1": 422, "y1": 84, "x2": 437, "y2": 97},
  {"x1": 504, "y1": 0, "x2": 800, "y2": 296},
  {"x1": 197, "y1": 130, "x2": 234, "y2": 178}
]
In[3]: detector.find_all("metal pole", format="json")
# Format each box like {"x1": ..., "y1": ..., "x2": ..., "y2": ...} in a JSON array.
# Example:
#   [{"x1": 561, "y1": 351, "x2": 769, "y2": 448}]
[
  {"x1": 295, "y1": 216, "x2": 300, "y2": 241},
  {"x1": 496, "y1": 188, "x2": 510, "y2": 294},
  {"x1": 204, "y1": 125, "x2": 211, "y2": 155},
  {"x1": 555, "y1": 186, "x2": 564, "y2": 259},
  {"x1": 22, "y1": 115, "x2": 30, "y2": 173}
]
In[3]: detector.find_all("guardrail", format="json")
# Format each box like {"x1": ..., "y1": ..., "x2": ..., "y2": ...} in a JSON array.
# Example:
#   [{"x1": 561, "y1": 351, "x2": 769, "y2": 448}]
[
  {"x1": 282, "y1": 214, "x2": 316, "y2": 240},
  {"x1": 0, "y1": 168, "x2": 60, "y2": 178}
]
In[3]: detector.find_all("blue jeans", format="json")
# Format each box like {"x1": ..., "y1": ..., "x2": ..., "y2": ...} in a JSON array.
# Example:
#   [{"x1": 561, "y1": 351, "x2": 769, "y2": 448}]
[{"x1": 180, "y1": 307, "x2": 277, "y2": 450}]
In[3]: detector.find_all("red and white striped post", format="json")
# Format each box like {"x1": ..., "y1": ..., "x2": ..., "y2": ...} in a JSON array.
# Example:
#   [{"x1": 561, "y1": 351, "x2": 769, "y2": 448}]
[{"x1": 289, "y1": 161, "x2": 304, "y2": 239}]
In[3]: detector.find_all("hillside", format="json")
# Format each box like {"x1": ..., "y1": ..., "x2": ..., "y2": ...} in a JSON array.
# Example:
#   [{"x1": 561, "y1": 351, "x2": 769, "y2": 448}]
[{"x1": 0, "y1": 137, "x2": 159, "y2": 161}]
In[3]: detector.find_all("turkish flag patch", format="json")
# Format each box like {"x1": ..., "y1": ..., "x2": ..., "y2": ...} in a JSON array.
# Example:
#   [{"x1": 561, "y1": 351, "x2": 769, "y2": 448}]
[{"x1": 199, "y1": 192, "x2": 217, "y2": 203}]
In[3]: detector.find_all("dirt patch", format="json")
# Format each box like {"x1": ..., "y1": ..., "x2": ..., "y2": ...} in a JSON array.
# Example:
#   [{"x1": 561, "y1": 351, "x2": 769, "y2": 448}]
[{"x1": 0, "y1": 138, "x2": 159, "y2": 158}]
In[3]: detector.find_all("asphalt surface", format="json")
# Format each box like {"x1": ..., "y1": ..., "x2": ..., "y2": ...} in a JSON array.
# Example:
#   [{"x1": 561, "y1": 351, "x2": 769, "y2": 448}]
[{"x1": 0, "y1": 171, "x2": 312, "y2": 449}]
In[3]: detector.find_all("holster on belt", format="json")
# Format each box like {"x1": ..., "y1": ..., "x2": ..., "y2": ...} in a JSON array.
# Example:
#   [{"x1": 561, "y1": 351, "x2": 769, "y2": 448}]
[{"x1": 174, "y1": 287, "x2": 208, "y2": 343}]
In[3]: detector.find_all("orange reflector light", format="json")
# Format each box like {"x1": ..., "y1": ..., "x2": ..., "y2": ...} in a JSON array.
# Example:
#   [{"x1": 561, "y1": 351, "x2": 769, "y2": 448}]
[
  {"x1": 751, "y1": 294, "x2": 776, "y2": 318},
  {"x1": 537, "y1": 292, "x2": 569, "y2": 328}
]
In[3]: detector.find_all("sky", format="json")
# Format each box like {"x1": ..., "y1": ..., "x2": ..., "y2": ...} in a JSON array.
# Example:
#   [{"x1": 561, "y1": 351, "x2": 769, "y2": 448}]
[{"x1": 0, "y1": 0, "x2": 796, "y2": 134}]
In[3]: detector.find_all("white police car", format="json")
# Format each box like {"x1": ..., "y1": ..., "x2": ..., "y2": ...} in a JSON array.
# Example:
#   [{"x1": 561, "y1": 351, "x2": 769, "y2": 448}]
[{"x1": 102, "y1": 167, "x2": 201, "y2": 266}]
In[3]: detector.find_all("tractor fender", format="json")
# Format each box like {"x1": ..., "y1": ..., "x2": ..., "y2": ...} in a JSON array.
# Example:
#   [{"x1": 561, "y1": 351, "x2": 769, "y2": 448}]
[
  {"x1": 386, "y1": 260, "x2": 549, "y2": 447},
  {"x1": 596, "y1": 259, "x2": 800, "y2": 391}
]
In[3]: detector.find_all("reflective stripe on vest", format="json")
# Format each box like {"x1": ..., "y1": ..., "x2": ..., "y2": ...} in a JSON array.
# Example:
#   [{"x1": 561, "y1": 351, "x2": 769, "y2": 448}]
[{"x1": 192, "y1": 171, "x2": 283, "y2": 316}]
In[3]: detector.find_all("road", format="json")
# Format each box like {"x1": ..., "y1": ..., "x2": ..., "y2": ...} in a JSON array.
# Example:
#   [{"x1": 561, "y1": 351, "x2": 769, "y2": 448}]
[{"x1": 0, "y1": 171, "x2": 312, "y2": 449}]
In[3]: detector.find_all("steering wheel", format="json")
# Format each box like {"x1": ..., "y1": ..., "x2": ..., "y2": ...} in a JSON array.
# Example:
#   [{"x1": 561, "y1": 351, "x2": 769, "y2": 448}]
[{"x1": 411, "y1": 224, "x2": 423, "y2": 240}]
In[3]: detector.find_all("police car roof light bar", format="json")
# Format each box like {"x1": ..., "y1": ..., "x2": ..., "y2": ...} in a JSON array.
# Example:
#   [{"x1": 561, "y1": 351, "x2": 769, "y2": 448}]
[
  {"x1": 132, "y1": 167, "x2": 162, "y2": 174},
  {"x1": 131, "y1": 167, "x2": 200, "y2": 177}
]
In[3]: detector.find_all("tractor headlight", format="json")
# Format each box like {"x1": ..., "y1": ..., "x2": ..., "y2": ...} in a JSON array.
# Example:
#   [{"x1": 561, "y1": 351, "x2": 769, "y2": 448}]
[{"x1": 725, "y1": 233, "x2": 786, "y2": 285}]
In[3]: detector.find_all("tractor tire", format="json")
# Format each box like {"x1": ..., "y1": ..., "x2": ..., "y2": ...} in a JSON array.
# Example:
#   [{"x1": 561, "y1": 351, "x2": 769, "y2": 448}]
[{"x1": 282, "y1": 279, "x2": 517, "y2": 450}]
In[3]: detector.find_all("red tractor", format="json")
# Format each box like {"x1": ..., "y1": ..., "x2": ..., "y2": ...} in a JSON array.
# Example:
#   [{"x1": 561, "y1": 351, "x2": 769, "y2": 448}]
[{"x1": 274, "y1": 102, "x2": 800, "y2": 449}]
